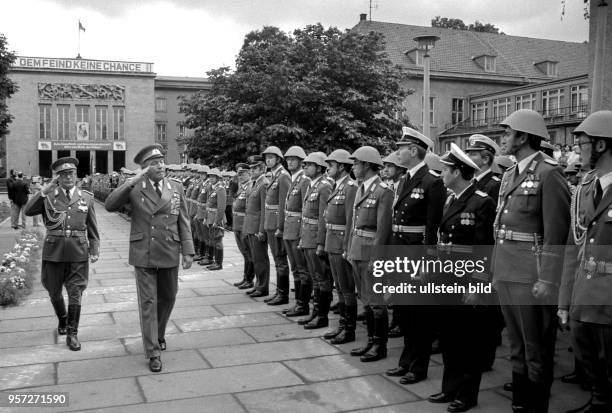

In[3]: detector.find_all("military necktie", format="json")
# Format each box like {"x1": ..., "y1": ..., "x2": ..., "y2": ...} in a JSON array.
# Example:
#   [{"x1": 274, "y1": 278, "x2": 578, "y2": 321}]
[
  {"x1": 65, "y1": 188, "x2": 71, "y2": 201},
  {"x1": 154, "y1": 181, "x2": 162, "y2": 198},
  {"x1": 593, "y1": 179, "x2": 603, "y2": 208}
]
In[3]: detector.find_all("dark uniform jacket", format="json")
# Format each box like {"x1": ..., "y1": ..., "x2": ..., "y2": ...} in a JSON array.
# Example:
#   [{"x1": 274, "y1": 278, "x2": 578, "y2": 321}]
[
  {"x1": 347, "y1": 176, "x2": 393, "y2": 262},
  {"x1": 492, "y1": 152, "x2": 570, "y2": 285},
  {"x1": 196, "y1": 179, "x2": 212, "y2": 221},
  {"x1": 474, "y1": 169, "x2": 501, "y2": 204},
  {"x1": 324, "y1": 175, "x2": 357, "y2": 254},
  {"x1": 244, "y1": 175, "x2": 267, "y2": 235},
  {"x1": 232, "y1": 181, "x2": 251, "y2": 232},
  {"x1": 392, "y1": 163, "x2": 446, "y2": 245},
  {"x1": 264, "y1": 165, "x2": 291, "y2": 232},
  {"x1": 205, "y1": 182, "x2": 227, "y2": 226},
  {"x1": 105, "y1": 177, "x2": 195, "y2": 268},
  {"x1": 560, "y1": 170, "x2": 612, "y2": 325},
  {"x1": 25, "y1": 188, "x2": 100, "y2": 262},
  {"x1": 300, "y1": 175, "x2": 332, "y2": 249},
  {"x1": 283, "y1": 170, "x2": 311, "y2": 241}
]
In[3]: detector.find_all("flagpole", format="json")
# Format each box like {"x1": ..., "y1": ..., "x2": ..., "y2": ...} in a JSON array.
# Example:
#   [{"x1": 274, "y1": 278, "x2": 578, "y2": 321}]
[{"x1": 77, "y1": 20, "x2": 81, "y2": 58}]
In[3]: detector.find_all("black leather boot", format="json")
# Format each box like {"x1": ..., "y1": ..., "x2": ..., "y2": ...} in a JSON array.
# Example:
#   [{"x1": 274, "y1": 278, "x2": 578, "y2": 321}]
[
  {"x1": 305, "y1": 291, "x2": 331, "y2": 329},
  {"x1": 207, "y1": 248, "x2": 223, "y2": 270},
  {"x1": 193, "y1": 240, "x2": 202, "y2": 261},
  {"x1": 285, "y1": 282, "x2": 309, "y2": 317},
  {"x1": 511, "y1": 372, "x2": 530, "y2": 412},
  {"x1": 198, "y1": 244, "x2": 214, "y2": 265},
  {"x1": 66, "y1": 304, "x2": 81, "y2": 351},
  {"x1": 530, "y1": 380, "x2": 551, "y2": 413},
  {"x1": 324, "y1": 302, "x2": 345, "y2": 339},
  {"x1": 360, "y1": 308, "x2": 388, "y2": 362},
  {"x1": 298, "y1": 287, "x2": 318, "y2": 325},
  {"x1": 350, "y1": 307, "x2": 374, "y2": 356},
  {"x1": 331, "y1": 304, "x2": 356, "y2": 344},
  {"x1": 51, "y1": 298, "x2": 67, "y2": 335}
]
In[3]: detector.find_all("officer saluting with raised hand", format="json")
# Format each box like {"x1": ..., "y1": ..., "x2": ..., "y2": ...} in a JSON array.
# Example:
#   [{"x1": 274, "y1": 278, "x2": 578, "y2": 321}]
[
  {"x1": 559, "y1": 110, "x2": 612, "y2": 413},
  {"x1": 105, "y1": 144, "x2": 194, "y2": 373},
  {"x1": 25, "y1": 157, "x2": 99, "y2": 351},
  {"x1": 493, "y1": 109, "x2": 570, "y2": 413}
]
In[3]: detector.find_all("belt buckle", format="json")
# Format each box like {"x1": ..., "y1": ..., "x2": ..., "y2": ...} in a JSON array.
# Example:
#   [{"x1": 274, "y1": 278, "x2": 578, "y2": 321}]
[
  {"x1": 585, "y1": 257, "x2": 597, "y2": 279},
  {"x1": 65, "y1": 229, "x2": 72, "y2": 237},
  {"x1": 392, "y1": 225, "x2": 398, "y2": 232},
  {"x1": 497, "y1": 229, "x2": 505, "y2": 240}
]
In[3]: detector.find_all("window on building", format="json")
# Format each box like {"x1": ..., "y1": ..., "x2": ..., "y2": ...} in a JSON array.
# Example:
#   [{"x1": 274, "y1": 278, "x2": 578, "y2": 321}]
[
  {"x1": 76, "y1": 105, "x2": 89, "y2": 123},
  {"x1": 113, "y1": 107, "x2": 125, "y2": 140},
  {"x1": 95, "y1": 106, "x2": 108, "y2": 140},
  {"x1": 56, "y1": 105, "x2": 70, "y2": 141},
  {"x1": 546, "y1": 62, "x2": 558, "y2": 77},
  {"x1": 484, "y1": 56, "x2": 496, "y2": 72},
  {"x1": 515, "y1": 93, "x2": 536, "y2": 110},
  {"x1": 155, "y1": 97, "x2": 167, "y2": 112},
  {"x1": 542, "y1": 89, "x2": 564, "y2": 116},
  {"x1": 421, "y1": 96, "x2": 435, "y2": 126},
  {"x1": 492, "y1": 97, "x2": 512, "y2": 122},
  {"x1": 471, "y1": 102, "x2": 488, "y2": 126},
  {"x1": 570, "y1": 85, "x2": 588, "y2": 114},
  {"x1": 451, "y1": 98, "x2": 464, "y2": 125},
  {"x1": 39, "y1": 104, "x2": 51, "y2": 140},
  {"x1": 177, "y1": 122, "x2": 187, "y2": 137},
  {"x1": 156, "y1": 123, "x2": 167, "y2": 141}
]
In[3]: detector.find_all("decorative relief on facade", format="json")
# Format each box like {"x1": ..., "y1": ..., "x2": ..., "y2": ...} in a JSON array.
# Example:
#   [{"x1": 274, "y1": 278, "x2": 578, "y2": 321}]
[{"x1": 38, "y1": 83, "x2": 125, "y2": 101}]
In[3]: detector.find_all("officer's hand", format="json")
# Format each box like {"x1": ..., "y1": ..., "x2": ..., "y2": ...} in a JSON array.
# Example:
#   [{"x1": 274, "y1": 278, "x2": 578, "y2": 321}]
[
  {"x1": 532, "y1": 281, "x2": 554, "y2": 300},
  {"x1": 274, "y1": 229, "x2": 283, "y2": 238},
  {"x1": 182, "y1": 254, "x2": 193, "y2": 269},
  {"x1": 131, "y1": 166, "x2": 151, "y2": 183},
  {"x1": 42, "y1": 176, "x2": 59, "y2": 196},
  {"x1": 89, "y1": 254, "x2": 99, "y2": 264},
  {"x1": 463, "y1": 292, "x2": 480, "y2": 306},
  {"x1": 256, "y1": 232, "x2": 266, "y2": 242},
  {"x1": 316, "y1": 244, "x2": 324, "y2": 256},
  {"x1": 557, "y1": 309, "x2": 569, "y2": 326}
]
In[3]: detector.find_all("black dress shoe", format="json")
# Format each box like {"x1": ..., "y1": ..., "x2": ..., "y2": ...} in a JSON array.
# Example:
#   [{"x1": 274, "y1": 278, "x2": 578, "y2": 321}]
[
  {"x1": 263, "y1": 293, "x2": 277, "y2": 303},
  {"x1": 198, "y1": 257, "x2": 213, "y2": 266},
  {"x1": 388, "y1": 325, "x2": 402, "y2": 338},
  {"x1": 503, "y1": 382, "x2": 513, "y2": 392},
  {"x1": 206, "y1": 263, "x2": 223, "y2": 271},
  {"x1": 238, "y1": 282, "x2": 254, "y2": 290},
  {"x1": 386, "y1": 366, "x2": 409, "y2": 377},
  {"x1": 400, "y1": 372, "x2": 425, "y2": 385},
  {"x1": 158, "y1": 338, "x2": 166, "y2": 351},
  {"x1": 246, "y1": 288, "x2": 257, "y2": 295},
  {"x1": 447, "y1": 400, "x2": 476, "y2": 413},
  {"x1": 428, "y1": 392, "x2": 454, "y2": 403},
  {"x1": 233, "y1": 279, "x2": 247, "y2": 287},
  {"x1": 360, "y1": 344, "x2": 387, "y2": 362},
  {"x1": 66, "y1": 334, "x2": 81, "y2": 351},
  {"x1": 149, "y1": 357, "x2": 162, "y2": 372},
  {"x1": 267, "y1": 296, "x2": 289, "y2": 306},
  {"x1": 285, "y1": 306, "x2": 309, "y2": 317},
  {"x1": 249, "y1": 291, "x2": 268, "y2": 298}
]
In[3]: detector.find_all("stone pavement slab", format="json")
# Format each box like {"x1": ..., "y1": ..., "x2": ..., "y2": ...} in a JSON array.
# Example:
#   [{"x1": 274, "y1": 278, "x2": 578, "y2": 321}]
[
  {"x1": 0, "y1": 363, "x2": 55, "y2": 391},
  {"x1": 0, "y1": 313, "x2": 114, "y2": 333},
  {"x1": 86, "y1": 394, "x2": 246, "y2": 413},
  {"x1": 176, "y1": 312, "x2": 290, "y2": 332},
  {"x1": 123, "y1": 328, "x2": 255, "y2": 354}
]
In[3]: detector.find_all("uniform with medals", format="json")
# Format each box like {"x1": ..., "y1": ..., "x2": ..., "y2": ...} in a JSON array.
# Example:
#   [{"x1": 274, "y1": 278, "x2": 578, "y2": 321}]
[
  {"x1": 232, "y1": 164, "x2": 255, "y2": 289},
  {"x1": 204, "y1": 168, "x2": 226, "y2": 270}
]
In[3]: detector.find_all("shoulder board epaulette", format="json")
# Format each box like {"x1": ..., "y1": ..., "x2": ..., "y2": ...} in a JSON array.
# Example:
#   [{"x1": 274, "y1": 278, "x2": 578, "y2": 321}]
[
  {"x1": 379, "y1": 182, "x2": 388, "y2": 189},
  {"x1": 543, "y1": 158, "x2": 558, "y2": 166},
  {"x1": 280, "y1": 169, "x2": 290, "y2": 176},
  {"x1": 347, "y1": 180, "x2": 356, "y2": 186},
  {"x1": 81, "y1": 189, "x2": 93, "y2": 196},
  {"x1": 429, "y1": 170, "x2": 440, "y2": 177},
  {"x1": 492, "y1": 175, "x2": 501, "y2": 182},
  {"x1": 475, "y1": 190, "x2": 487, "y2": 198},
  {"x1": 170, "y1": 177, "x2": 182, "y2": 183}
]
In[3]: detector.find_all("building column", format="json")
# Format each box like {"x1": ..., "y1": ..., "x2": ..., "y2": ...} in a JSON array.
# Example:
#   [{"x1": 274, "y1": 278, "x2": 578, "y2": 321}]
[{"x1": 108, "y1": 150, "x2": 114, "y2": 173}]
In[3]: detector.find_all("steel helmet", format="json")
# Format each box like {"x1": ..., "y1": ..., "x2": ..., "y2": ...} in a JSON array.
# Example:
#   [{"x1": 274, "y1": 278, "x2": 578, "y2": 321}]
[
  {"x1": 349, "y1": 146, "x2": 383, "y2": 167},
  {"x1": 499, "y1": 109, "x2": 549, "y2": 141},
  {"x1": 572, "y1": 110, "x2": 612, "y2": 139},
  {"x1": 208, "y1": 168, "x2": 222, "y2": 177},
  {"x1": 303, "y1": 152, "x2": 328, "y2": 168},
  {"x1": 382, "y1": 151, "x2": 404, "y2": 168},
  {"x1": 326, "y1": 149, "x2": 353, "y2": 165},
  {"x1": 284, "y1": 145, "x2": 307, "y2": 160},
  {"x1": 425, "y1": 151, "x2": 443, "y2": 172},
  {"x1": 262, "y1": 145, "x2": 284, "y2": 159},
  {"x1": 199, "y1": 165, "x2": 210, "y2": 174}
]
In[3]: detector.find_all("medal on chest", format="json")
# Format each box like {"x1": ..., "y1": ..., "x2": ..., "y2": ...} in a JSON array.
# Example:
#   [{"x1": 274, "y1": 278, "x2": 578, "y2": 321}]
[
  {"x1": 460, "y1": 212, "x2": 475, "y2": 226},
  {"x1": 411, "y1": 188, "x2": 424, "y2": 199}
]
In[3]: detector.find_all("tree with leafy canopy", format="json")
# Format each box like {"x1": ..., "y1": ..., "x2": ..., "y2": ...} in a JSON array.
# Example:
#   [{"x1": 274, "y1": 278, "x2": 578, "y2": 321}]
[
  {"x1": 0, "y1": 34, "x2": 17, "y2": 178},
  {"x1": 179, "y1": 24, "x2": 410, "y2": 166},
  {"x1": 431, "y1": 16, "x2": 504, "y2": 34}
]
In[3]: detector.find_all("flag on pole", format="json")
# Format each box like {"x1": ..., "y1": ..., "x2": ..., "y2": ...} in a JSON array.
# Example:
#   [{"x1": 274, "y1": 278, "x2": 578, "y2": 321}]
[{"x1": 79, "y1": 20, "x2": 86, "y2": 32}]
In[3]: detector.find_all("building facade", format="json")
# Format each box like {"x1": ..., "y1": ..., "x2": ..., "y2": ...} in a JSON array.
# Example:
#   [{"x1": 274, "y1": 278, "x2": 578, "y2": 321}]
[{"x1": 4, "y1": 56, "x2": 209, "y2": 178}]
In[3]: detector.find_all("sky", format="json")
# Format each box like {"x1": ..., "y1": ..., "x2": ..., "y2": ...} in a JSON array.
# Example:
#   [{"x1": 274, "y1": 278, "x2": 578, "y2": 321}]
[{"x1": 1, "y1": 0, "x2": 590, "y2": 77}]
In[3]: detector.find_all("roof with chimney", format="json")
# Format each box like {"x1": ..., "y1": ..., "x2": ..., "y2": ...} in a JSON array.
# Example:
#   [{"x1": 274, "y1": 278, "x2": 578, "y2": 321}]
[{"x1": 351, "y1": 19, "x2": 588, "y2": 82}]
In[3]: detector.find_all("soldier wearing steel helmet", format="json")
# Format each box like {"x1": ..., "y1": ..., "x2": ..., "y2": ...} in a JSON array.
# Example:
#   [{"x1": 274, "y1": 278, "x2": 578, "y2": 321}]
[
  {"x1": 282, "y1": 146, "x2": 312, "y2": 317},
  {"x1": 346, "y1": 145, "x2": 393, "y2": 363},
  {"x1": 386, "y1": 127, "x2": 446, "y2": 385},
  {"x1": 321, "y1": 149, "x2": 358, "y2": 344},
  {"x1": 203, "y1": 168, "x2": 226, "y2": 270},
  {"x1": 262, "y1": 146, "x2": 292, "y2": 306},
  {"x1": 559, "y1": 110, "x2": 612, "y2": 413},
  {"x1": 493, "y1": 109, "x2": 570, "y2": 413}
]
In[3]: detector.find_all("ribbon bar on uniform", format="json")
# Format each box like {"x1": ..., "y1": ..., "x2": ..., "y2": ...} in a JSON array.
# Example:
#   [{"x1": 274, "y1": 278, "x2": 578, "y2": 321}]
[
  {"x1": 496, "y1": 229, "x2": 543, "y2": 243},
  {"x1": 392, "y1": 225, "x2": 426, "y2": 234}
]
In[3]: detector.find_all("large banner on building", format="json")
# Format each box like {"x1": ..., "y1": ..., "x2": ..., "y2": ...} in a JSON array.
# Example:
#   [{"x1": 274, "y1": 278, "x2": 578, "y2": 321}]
[
  {"x1": 14, "y1": 57, "x2": 153, "y2": 73},
  {"x1": 76, "y1": 122, "x2": 89, "y2": 140}
]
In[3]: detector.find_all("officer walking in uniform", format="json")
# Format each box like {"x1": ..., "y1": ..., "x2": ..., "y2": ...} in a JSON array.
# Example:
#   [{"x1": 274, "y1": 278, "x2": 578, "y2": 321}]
[
  {"x1": 25, "y1": 157, "x2": 99, "y2": 351},
  {"x1": 282, "y1": 146, "x2": 312, "y2": 317},
  {"x1": 387, "y1": 127, "x2": 446, "y2": 384},
  {"x1": 322, "y1": 149, "x2": 358, "y2": 343},
  {"x1": 105, "y1": 144, "x2": 194, "y2": 372},
  {"x1": 347, "y1": 146, "x2": 394, "y2": 362},
  {"x1": 262, "y1": 146, "x2": 292, "y2": 305},
  {"x1": 243, "y1": 155, "x2": 270, "y2": 297},
  {"x1": 493, "y1": 109, "x2": 570, "y2": 413},
  {"x1": 427, "y1": 143, "x2": 496, "y2": 413},
  {"x1": 559, "y1": 110, "x2": 612, "y2": 413},
  {"x1": 197, "y1": 167, "x2": 214, "y2": 266},
  {"x1": 232, "y1": 164, "x2": 255, "y2": 289},
  {"x1": 204, "y1": 168, "x2": 226, "y2": 270},
  {"x1": 297, "y1": 152, "x2": 333, "y2": 329}
]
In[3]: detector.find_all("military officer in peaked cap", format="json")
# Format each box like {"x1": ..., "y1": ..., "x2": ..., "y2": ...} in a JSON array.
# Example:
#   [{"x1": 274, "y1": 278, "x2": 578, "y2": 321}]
[
  {"x1": 427, "y1": 143, "x2": 496, "y2": 412},
  {"x1": 387, "y1": 127, "x2": 446, "y2": 384},
  {"x1": 559, "y1": 111, "x2": 612, "y2": 413},
  {"x1": 203, "y1": 168, "x2": 226, "y2": 270},
  {"x1": 25, "y1": 157, "x2": 99, "y2": 351},
  {"x1": 105, "y1": 144, "x2": 194, "y2": 373},
  {"x1": 493, "y1": 109, "x2": 570, "y2": 413}
]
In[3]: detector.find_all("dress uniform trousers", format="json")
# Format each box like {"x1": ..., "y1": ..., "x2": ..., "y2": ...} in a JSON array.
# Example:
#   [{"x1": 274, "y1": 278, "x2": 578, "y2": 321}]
[
  {"x1": 328, "y1": 253, "x2": 356, "y2": 307},
  {"x1": 304, "y1": 248, "x2": 332, "y2": 293},
  {"x1": 234, "y1": 230, "x2": 254, "y2": 283},
  {"x1": 266, "y1": 231, "x2": 290, "y2": 297},
  {"x1": 352, "y1": 260, "x2": 388, "y2": 337},
  {"x1": 248, "y1": 234, "x2": 269, "y2": 294},
  {"x1": 284, "y1": 239, "x2": 308, "y2": 298},
  {"x1": 134, "y1": 266, "x2": 178, "y2": 359},
  {"x1": 42, "y1": 261, "x2": 88, "y2": 305}
]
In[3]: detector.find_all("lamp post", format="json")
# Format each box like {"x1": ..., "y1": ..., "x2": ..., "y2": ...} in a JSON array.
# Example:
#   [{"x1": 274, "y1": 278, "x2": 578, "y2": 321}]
[{"x1": 414, "y1": 35, "x2": 439, "y2": 149}]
